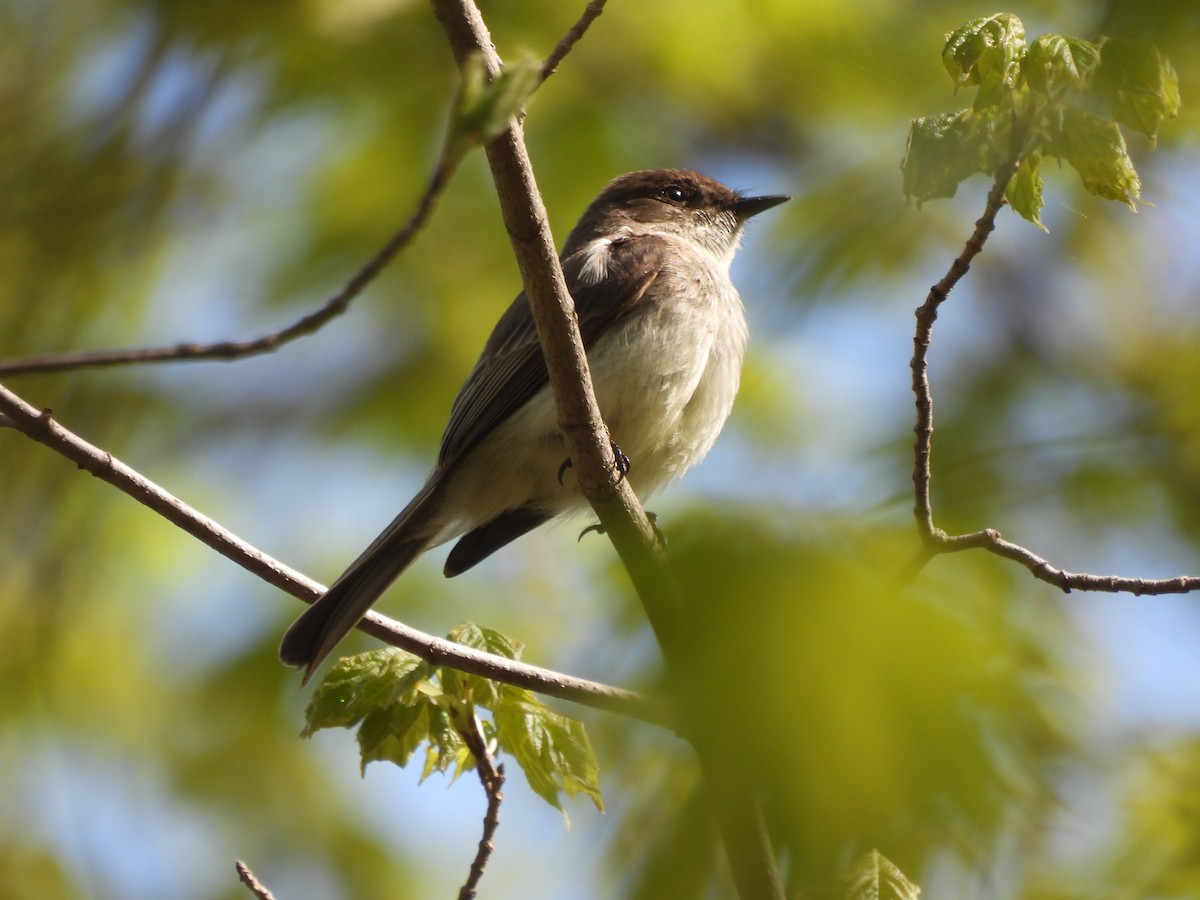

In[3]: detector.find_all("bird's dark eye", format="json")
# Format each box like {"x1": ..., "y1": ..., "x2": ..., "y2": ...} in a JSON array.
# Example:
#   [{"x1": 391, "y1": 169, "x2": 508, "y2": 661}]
[{"x1": 660, "y1": 185, "x2": 686, "y2": 204}]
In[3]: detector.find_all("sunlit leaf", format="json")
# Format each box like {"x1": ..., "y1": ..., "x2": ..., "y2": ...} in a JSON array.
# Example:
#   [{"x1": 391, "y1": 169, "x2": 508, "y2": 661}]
[
  {"x1": 1047, "y1": 107, "x2": 1141, "y2": 208},
  {"x1": 419, "y1": 704, "x2": 468, "y2": 782},
  {"x1": 1007, "y1": 153, "x2": 1047, "y2": 230},
  {"x1": 302, "y1": 649, "x2": 426, "y2": 735},
  {"x1": 1095, "y1": 38, "x2": 1182, "y2": 146},
  {"x1": 1024, "y1": 34, "x2": 1101, "y2": 96},
  {"x1": 447, "y1": 621, "x2": 525, "y2": 660},
  {"x1": 302, "y1": 631, "x2": 602, "y2": 815},
  {"x1": 448, "y1": 52, "x2": 542, "y2": 158},
  {"x1": 941, "y1": 13, "x2": 1026, "y2": 109},
  {"x1": 359, "y1": 702, "x2": 429, "y2": 772},
  {"x1": 493, "y1": 698, "x2": 604, "y2": 816},
  {"x1": 902, "y1": 110, "x2": 987, "y2": 203}
]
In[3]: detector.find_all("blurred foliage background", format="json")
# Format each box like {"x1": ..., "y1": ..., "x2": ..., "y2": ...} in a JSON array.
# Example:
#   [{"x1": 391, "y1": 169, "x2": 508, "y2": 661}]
[{"x1": 2, "y1": 0, "x2": 1199, "y2": 897}]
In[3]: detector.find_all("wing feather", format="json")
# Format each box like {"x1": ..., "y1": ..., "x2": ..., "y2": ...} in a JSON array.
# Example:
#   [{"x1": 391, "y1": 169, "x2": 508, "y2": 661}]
[{"x1": 436, "y1": 234, "x2": 667, "y2": 468}]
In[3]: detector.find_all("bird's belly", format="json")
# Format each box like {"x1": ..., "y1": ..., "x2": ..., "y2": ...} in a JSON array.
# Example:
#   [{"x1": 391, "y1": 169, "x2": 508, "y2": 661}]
[
  {"x1": 589, "y1": 293, "x2": 747, "y2": 495},
  {"x1": 438, "y1": 289, "x2": 747, "y2": 537}
]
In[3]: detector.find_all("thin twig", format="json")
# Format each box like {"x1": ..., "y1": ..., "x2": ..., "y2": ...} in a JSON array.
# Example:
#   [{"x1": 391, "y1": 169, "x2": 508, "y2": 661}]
[
  {"x1": 925, "y1": 528, "x2": 1200, "y2": 594},
  {"x1": 910, "y1": 158, "x2": 1018, "y2": 542},
  {"x1": 540, "y1": 0, "x2": 608, "y2": 82},
  {"x1": 235, "y1": 860, "x2": 276, "y2": 900},
  {"x1": 0, "y1": 155, "x2": 459, "y2": 378},
  {"x1": 907, "y1": 159, "x2": 1200, "y2": 595},
  {"x1": 0, "y1": 381, "x2": 668, "y2": 724},
  {"x1": 0, "y1": 0, "x2": 607, "y2": 379},
  {"x1": 453, "y1": 707, "x2": 505, "y2": 900}
]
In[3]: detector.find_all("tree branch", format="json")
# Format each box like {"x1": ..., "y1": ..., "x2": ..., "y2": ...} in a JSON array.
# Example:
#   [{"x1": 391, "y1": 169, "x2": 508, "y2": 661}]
[
  {"x1": 0, "y1": 128, "x2": 461, "y2": 378},
  {"x1": 908, "y1": 160, "x2": 1200, "y2": 594},
  {"x1": 917, "y1": 527, "x2": 1200, "y2": 594},
  {"x1": 910, "y1": 159, "x2": 1017, "y2": 543},
  {"x1": 0, "y1": 0, "x2": 609, "y2": 381},
  {"x1": 235, "y1": 860, "x2": 276, "y2": 900},
  {"x1": 428, "y1": 3, "x2": 784, "y2": 898},
  {"x1": 540, "y1": 0, "x2": 608, "y2": 82},
  {"x1": 452, "y1": 707, "x2": 505, "y2": 900},
  {"x1": 431, "y1": 0, "x2": 681, "y2": 666},
  {"x1": 0, "y1": 381, "x2": 666, "y2": 724}
]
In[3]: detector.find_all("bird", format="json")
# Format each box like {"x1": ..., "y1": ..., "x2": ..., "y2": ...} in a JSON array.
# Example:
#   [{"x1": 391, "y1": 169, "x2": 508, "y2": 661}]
[{"x1": 280, "y1": 168, "x2": 788, "y2": 683}]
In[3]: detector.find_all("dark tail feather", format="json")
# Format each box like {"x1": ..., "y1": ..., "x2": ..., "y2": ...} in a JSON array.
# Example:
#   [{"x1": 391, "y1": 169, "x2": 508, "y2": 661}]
[
  {"x1": 443, "y1": 506, "x2": 551, "y2": 576},
  {"x1": 280, "y1": 484, "x2": 439, "y2": 684},
  {"x1": 279, "y1": 535, "x2": 427, "y2": 684}
]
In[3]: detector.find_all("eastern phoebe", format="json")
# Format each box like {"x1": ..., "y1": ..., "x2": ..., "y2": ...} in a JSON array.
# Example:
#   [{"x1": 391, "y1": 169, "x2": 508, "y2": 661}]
[{"x1": 280, "y1": 168, "x2": 787, "y2": 682}]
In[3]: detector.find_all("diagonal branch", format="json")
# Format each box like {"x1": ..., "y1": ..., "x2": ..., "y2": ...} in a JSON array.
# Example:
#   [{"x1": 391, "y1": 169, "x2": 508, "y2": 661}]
[
  {"x1": 431, "y1": 0, "x2": 681, "y2": 664},
  {"x1": 429, "y1": 3, "x2": 784, "y2": 898},
  {"x1": 234, "y1": 861, "x2": 277, "y2": 900},
  {"x1": 0, "y1": 381, "x2": 667, "y2": 724},
  {"x1": 908, "y1": 160, "x2": 1200, "y2": 594},
  {"x1": 0, "y1": 137, "x2": 461, "y2": 378},
  {"x1": 540, "y1": 0, "x2": 608, "y2": 82},
  {"x1": 0, "y1": 0, "x2": 610, "y2": 381}
]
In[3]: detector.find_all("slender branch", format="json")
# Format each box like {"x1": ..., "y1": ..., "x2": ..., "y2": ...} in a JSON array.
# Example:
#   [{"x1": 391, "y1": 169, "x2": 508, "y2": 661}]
[
  {"x1": 540, "y1": 0, "x2": 608, "y2": 82},
  {"x1": 432, "y1": 0, "x2": 681, "y2": 666},
  {"x1": 0, "y1": 381, "x2": 667, "y2": 724},
  {"x1": 926, "y1": 528, "x2": 1200, "y2": 594},
  {"x1": 0, "y1": 147, "x2": 460, "y2": 378},
  {"x1": 910, "y1": 158, "x2": 1018, "y2": 542},
  {"x1": 453, "y1": 708, "x2": 505, "y2": 900},
  {"x1": 908, "y1": 158, "x2": 1200, "y2": 594},
  {"x1": 0, "y1": 0, "x2": 607, "y2": 381},
  {"x1": 235, "y1": 860, "x2": 276, "y2": 900}
]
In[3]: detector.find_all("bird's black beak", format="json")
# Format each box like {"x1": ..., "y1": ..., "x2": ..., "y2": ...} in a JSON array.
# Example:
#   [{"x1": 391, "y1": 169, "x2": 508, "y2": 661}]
[{"x1": 729, "y1": 193, "x2": 790, "y2": 220}]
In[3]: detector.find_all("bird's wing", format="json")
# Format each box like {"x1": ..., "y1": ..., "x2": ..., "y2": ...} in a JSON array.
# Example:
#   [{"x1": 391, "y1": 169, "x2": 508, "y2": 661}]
[{"x1": 436, "y1": 233, "x2": 667, "y2": 469}]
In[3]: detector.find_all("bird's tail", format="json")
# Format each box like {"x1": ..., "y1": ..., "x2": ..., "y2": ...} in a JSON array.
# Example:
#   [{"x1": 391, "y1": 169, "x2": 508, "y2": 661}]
[{"x1": 279, "y1": 482, "x2": 439, "y2": 684}]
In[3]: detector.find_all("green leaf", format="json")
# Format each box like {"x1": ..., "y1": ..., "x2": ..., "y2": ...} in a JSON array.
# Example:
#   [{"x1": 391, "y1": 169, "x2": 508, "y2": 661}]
[
  {"x1": 1024, "y1": 34, "x2": 1100, "y2": 96},
  {"x1": 447, "y1": 622, "x2": 525, "y2": 661},
  {"x1": 1095, "y1": 38, "x2": 1182, "y2": 146},
  {"x1": 448, "y1": 53, "x2": 542, "y2": 159},
  {"x1": 941, "y1": 13, "x2": 1027, "y2": 110},
  {"x1": 1047, "y1": 107, "x2": 1141, "y2": 208},
  {"x1": 843, "y1": 850, "x2": 921, "y2": 900},
  {"x1": 1007, "y1": 153, "x2": 1046, "y2": 230},
  {"x1": 440, "y1": 623, "x2": 525, "y2": 708},
  {"x1": 901, "y1": 110, "x2": 988, "y2": 204},
  {"x1": 358, "y1": 702, "x2": 430, "y2": 772},
  {"x1": 301, "y1": 648, "x2": 425, "y2": 736},
  {"x1": 300, "y1": 627, "x2": 603, "y2": 817},
  {"x1": 419, "y1": 704, "x2": 468, "y2": 783},
  {"x1": 493, "y1": 697, "x2": 604, "y2": 817}
]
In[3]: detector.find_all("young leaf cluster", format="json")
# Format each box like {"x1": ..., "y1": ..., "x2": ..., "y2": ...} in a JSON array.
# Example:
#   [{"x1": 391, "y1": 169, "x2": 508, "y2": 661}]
[
  {"x1": 446, "y1": 53, "x2": 542, "y2": 162},
  {"x1": 902, "y1": 12, "x2": 1180, "y2": 228},
  {"x1": 301, "y1": 623, "x2": 603, "y2": 816}
]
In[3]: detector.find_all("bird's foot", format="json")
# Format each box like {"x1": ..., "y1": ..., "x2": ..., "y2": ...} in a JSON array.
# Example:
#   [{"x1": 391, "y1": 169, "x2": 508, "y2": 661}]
[
  {"x1": 578, "y1": 511, "x2": 663, "y2": 545},
  {"x1": 557, "y1": 441, "x2": 631, "y2": 487}
]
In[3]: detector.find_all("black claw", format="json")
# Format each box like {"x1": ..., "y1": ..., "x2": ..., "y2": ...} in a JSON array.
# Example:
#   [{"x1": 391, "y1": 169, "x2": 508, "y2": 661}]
[
  {"x1": 611, "y1": 442, "x2": 631, "y2": 480},
  {"x1": 579, "y1": 513, "x2": 663, "y2": 546},
  {"x1": 646, "y1": 511, "x2": 667, "y2": 547},
  {"x1": 578, "y1": 522, "x2": 606, "y2": 542},
  {"x1": 558, "y1": 443, "x2": 630, "y2": 487}
]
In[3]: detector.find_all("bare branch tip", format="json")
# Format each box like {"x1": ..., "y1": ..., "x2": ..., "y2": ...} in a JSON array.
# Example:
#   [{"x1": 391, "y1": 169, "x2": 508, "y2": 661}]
[{"x1": 235, "y1": 860, "x2": 277, "y2": 900}]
